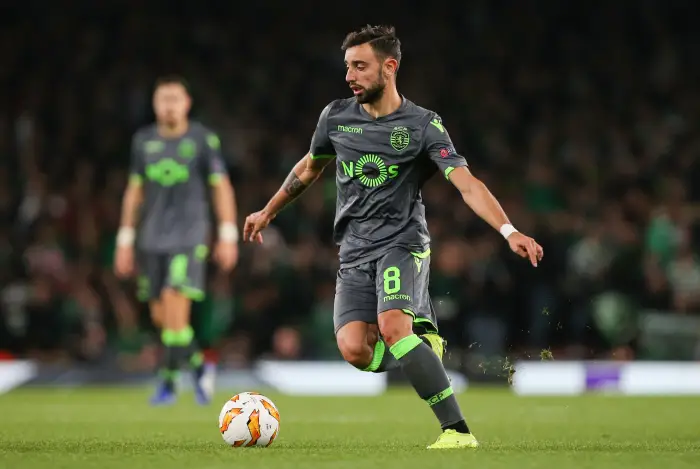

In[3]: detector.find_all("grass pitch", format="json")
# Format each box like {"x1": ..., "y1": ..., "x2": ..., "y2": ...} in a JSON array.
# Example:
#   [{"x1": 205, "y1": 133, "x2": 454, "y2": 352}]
[{"x1": 1, "y1": 386, "x2": 699, "y2": 469}]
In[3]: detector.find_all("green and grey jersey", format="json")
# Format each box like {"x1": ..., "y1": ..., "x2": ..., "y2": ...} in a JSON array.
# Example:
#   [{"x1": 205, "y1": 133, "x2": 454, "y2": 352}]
[
  {"x1": 309, "y1": 97, "x2": 468, "y2": 267},
  {"x1": 129, "y1": 121, "x2": 227, "y2": 252}
]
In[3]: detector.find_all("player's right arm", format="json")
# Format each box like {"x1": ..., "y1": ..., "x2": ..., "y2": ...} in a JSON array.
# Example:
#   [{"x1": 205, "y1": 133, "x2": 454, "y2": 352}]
[
  {"x1": 269, "y1": 152, "x2": 333, "y2": 216},
  {"x1": 114, "y1": 133, "x2": 145, "y2": 277},
  {"x1": 243, "y1": 103, "x2": 336, "y2": 243}
]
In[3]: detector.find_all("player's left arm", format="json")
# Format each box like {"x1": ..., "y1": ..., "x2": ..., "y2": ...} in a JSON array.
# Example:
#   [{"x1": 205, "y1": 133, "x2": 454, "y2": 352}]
[
  {"x1": 204, "y1": 132, "x2": 239, "y2": 270},
  {"x1": 424, "y1": 115, "x2": 543, "y2": 266}
]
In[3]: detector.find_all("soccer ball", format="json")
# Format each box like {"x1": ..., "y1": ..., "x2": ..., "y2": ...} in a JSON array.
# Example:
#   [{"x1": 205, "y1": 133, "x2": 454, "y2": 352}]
[{"x1": 218, "y1": 392, "x2": 280, "y2": 447}]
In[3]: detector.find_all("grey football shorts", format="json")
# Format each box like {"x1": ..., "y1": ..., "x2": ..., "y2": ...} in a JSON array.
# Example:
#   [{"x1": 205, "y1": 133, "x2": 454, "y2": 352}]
[
  {"x1": 333, "y1": 246, "x2": 438, "y2": 334},
  {"x1": 136, "y1": 246, "x2": 209, "y2": 302}
]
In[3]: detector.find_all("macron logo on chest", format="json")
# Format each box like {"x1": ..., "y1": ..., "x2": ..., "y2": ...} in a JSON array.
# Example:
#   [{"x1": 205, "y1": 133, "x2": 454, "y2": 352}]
[{"x1": 337, "y1": 125, "x2": 363, "y2": 134}]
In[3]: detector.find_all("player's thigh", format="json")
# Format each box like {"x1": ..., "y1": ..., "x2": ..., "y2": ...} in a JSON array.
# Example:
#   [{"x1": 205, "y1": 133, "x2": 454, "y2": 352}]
[
  {"x1": 136, "y1": 251, "x2": 166, "y2": 304},
  {"x1": 164, "y1": 246, "x2": 208, "y2": 303},
  {"x1": 376, "y1": 247, "x2": 437, "y2": 332},
  {"x1": 333, "y1": 263, "x2": 377, "y2": 337}
]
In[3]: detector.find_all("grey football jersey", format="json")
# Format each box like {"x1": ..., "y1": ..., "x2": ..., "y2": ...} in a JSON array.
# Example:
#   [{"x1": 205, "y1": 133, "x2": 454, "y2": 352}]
[
  {"x1": 309, "y1": 97, "x2": 468, "y2": 267},
  {"x1": 129, "y1": 121, "x2": 227, "y2": 252}
]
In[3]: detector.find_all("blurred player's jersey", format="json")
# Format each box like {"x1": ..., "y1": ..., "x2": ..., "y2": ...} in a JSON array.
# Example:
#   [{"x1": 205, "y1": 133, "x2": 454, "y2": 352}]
[
  {"x1": 129, "y1": 121, "x2": 227, "y2": 251},
  {"x1": 310, "y1": 98, "x2": 468, "y2": 267}
]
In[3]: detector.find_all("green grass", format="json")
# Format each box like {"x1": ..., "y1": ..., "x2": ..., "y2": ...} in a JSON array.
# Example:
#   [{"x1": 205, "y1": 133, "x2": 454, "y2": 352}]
[{"x1": 1, "y1": 387, "x2": 699, "y2": 469}]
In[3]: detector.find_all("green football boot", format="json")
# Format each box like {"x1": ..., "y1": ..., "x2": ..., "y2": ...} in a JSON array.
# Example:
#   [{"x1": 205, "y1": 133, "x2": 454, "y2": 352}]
[{"x1": 427, "y1": 429, "x2": 480, "y2": 449}]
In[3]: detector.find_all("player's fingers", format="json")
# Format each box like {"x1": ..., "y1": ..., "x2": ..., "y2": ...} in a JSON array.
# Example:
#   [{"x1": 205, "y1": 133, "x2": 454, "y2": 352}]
[
  {"x1": 247, "y1": 227, "x2": 260, "y2": 243},
  {"x1": 536, "y1": 243, "x2": 544, "y2": 261},
  {"x1": 243, "y1": 216, "x2": 258, "y2": 242},
  {"x1": 252, "y1": 224, "x2": 266, "y2": 243},
  {"x1": 243, "y1": 220, "x2": 253, "y2": 242},
  {"x1": 526, "y1": 239, "x2": 538, "y2": 267}
]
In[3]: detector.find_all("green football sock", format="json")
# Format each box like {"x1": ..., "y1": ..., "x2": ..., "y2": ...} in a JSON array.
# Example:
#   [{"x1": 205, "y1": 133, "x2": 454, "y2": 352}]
[
  {"x1": 362, "y1": 339, "x2": 401, "y2": 373},
  {"x1": 160, "y1": 330, "x2": 181, "y2": 390},
  {"x1": 166, "y1": 326, "x2": 204, "y2": 372},
  {"x1": 390, "y1": 334, "x2": 470, "y2": 432}
]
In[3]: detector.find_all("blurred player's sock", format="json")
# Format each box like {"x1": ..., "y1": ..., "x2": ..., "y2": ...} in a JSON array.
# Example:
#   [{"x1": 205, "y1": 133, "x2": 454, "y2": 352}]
[
  {"x1": 194, "y1": 362, "x2": 216, "y2": 405},
  {"x1": 159, "y1": 329, "x2": 190, "y2": 387},
  {"x1": 161, "y1": 330, "x2": 186, "y2": 383},
  {"x1": 173, "y1": 326, "x2": 213, "y2": 405},
  {"x1": 150, "y1": 330, "x2": 184, "y2": 406},
  {"x1": 190, "y1": 349, "x2": 205, "y2": 369},
  {"x1": 362, "y1": 339, "x2": 400, "y2": 372},
  {"x1": 390, "y1": 334, "x2": 470, "y2": 434}
]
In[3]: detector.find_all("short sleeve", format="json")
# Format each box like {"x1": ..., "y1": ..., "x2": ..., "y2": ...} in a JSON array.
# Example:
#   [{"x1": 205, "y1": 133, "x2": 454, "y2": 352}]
[
  {"x1": 203, "y1": 132, "x2": 228, "y2": 186},
  {"x1": 309, "y1": 102, "x2": 336, "y2": 160},
  {"x1": 423, "y1": 114, "x2": 468, "y2": 180},
  {"x1": 128, "y1": 133, "x2": 145, "y2": 186}
]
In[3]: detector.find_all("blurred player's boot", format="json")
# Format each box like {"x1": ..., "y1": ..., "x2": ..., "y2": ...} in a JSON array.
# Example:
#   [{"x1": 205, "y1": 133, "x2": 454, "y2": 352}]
[
  {"x1": 420, "y1": 333, "x2": 446, "y2": 361},
  {"x1": 193, "y1": 358, "x2": 216, "y2": 406},
  {"x1": 150, "y1": 374, "x2": 177, "y2": 406},
  {"x1": 427, "y1": 430, "x2": 479, "y2": 449}
]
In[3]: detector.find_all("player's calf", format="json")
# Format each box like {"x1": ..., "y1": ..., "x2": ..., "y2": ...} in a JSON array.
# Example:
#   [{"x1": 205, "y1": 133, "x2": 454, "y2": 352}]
[{"x1": 378, "y1": 309, "x2": 473, "y2": 439}]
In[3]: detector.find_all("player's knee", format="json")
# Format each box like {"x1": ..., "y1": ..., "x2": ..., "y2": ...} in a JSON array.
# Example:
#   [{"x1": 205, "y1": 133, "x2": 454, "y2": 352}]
[
  {"x1": 366, "y1": 324, "x2": 379, "y2": 347},
  {"x1": 336, "y1": 335, "x2": 372, "y2": 369},
  {"x1": 378, "y1": 309, "x2": 413, "y2": 346},
  {"x1": 149, "y1": 301, "x2": 164, "y2": 328},
  {"x1": 151, "y1": 312, "x2": 163, "y2": 329}
]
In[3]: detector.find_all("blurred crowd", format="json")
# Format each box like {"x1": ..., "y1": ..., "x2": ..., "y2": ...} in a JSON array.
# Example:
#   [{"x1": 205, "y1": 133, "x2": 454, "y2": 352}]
[{"x1": 1, "y1": 1, "x2": 699, "y2": 369}]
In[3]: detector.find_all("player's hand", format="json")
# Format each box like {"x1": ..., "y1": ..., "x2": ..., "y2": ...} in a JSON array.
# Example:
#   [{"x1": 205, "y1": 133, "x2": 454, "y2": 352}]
[
  {"x1": 114, "y1": 246, "x2": 135, "y2": 278},
  {"x1": 243, "y1": 210, "x2": 270, "y2": 244},
  {"x1": 214, "y1": 241, "x2": 239, "y2": 272},
  {"x1": 507, "y1": 232, "x2": 544, "y2": 267}
]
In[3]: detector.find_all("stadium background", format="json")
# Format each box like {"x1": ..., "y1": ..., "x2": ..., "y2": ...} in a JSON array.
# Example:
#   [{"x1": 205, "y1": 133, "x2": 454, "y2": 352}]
[{"x1": 1, "y1": 0, "x2": 700, "y2": 384}]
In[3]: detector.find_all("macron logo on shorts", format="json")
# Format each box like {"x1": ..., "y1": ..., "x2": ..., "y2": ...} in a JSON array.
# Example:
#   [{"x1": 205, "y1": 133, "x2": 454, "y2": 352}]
[{"x1": 383, "y1": 294, "x2": 411, "y2": 303}]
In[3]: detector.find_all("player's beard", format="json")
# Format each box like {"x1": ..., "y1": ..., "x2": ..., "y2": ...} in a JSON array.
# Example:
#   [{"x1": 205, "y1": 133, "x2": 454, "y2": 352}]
[
  {"x1": 160, "y1": 114, "x2": 185, "y2": 131},
  {"x1": 355, "y1": 72, "x2": 386, "y2": 104}
]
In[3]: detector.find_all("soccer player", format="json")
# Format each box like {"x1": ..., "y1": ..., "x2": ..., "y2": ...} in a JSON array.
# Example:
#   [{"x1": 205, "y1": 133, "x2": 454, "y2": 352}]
[
  {"x1": 114, "y1": 75, "x2": 239, "y2": 406},
  {"x1": 243, "y1": 26, "x2": 543, "y2": 448}
]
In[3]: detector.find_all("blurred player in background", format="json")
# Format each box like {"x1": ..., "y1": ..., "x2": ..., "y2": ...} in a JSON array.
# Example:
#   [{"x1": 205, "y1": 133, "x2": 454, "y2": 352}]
[
  {"x1": 115, "y1": 75, "x2": 239, "y2": 406},
  {"x1": 244, "y1": 26, "x2": 543, "y2": 448}
]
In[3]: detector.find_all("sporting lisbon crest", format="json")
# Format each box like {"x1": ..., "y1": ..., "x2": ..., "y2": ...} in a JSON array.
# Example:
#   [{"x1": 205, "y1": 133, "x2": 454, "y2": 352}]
[
  {"x1": 390, "y1": 126, "x2": 410, "y2": 151},
  {"x1": 178, "y1": 138, "x2": 197, "y2": 159}
]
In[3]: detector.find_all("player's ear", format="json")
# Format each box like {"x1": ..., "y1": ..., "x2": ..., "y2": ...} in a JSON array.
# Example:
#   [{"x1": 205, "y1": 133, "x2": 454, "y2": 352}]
[{"x1": 383, "y1": 58, "x2": 398, "y2": 78}]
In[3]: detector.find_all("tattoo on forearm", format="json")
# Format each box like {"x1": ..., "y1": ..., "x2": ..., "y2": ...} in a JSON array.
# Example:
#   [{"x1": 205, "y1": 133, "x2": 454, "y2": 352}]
[{"x1": 283, "y1": 171, "x2": 308, "y2": 199}]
